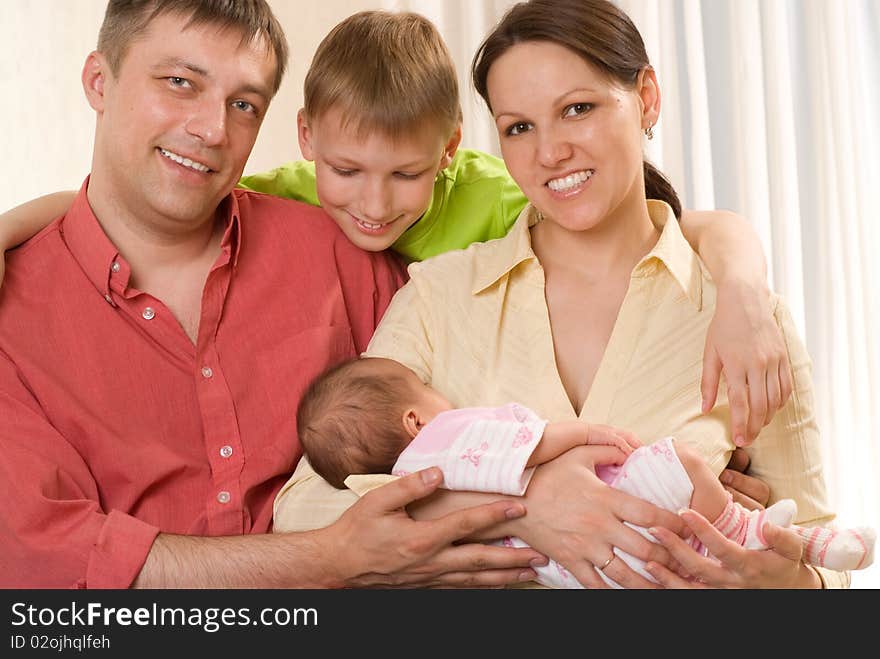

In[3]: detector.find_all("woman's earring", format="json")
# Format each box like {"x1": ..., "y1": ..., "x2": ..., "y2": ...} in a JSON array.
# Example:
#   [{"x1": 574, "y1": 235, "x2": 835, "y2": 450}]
[{"x1": 644, "y1": 123, "x2": 655, "y2": 140}]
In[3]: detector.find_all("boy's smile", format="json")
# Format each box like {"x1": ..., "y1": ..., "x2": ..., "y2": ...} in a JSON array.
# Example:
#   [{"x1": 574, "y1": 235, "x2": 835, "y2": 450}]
[{"x1": 298, "y1": 106, "x2": 459, "y2": 252}]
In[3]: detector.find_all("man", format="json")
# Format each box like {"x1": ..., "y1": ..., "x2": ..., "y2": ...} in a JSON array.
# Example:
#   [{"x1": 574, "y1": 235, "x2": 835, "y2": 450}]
[{"x1": 0, "y1": 0, "x2": 544, "y2": 588}]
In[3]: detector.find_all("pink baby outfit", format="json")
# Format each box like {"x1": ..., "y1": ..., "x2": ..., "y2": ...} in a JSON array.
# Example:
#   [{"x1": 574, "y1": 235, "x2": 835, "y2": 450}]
[
  {"x1": 392, "y1": 404, "x2": 694, "y2": 589},
  {"x1": 392, "y1": 403, "x2": 548, "y2": 496}
]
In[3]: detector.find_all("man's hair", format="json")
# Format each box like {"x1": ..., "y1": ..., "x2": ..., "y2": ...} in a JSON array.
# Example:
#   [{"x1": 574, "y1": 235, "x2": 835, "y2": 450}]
[
  {"x1": 297, "y1": 359, "x2": 415, "y2": 490},
  {"x1": 98, "y1": 0, "x2": 289, "y2": 94},
  {"x1": 303, "y1": 10, "x2": 462, "y2": 141}
]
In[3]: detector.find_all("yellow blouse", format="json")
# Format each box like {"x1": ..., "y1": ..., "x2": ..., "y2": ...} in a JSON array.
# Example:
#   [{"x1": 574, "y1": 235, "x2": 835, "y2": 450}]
[{"x1": 273, "y1": 200, "x2": 847, "y2": 588}]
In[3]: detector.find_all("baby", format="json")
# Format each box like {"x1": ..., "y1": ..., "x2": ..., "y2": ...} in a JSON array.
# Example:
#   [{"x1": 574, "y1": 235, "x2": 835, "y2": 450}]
[{"x1": 296, "y1": 357, "x2": 875, "y2": 588}]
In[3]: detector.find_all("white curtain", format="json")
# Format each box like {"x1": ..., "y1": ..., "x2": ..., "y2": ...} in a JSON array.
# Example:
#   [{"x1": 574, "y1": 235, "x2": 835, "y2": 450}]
[{"x1": 2, "y1": 0, "x2": 877, "y2": 587}]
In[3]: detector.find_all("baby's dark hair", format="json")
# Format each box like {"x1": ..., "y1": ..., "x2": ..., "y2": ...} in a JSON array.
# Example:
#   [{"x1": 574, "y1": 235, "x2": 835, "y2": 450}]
[{"x1": 296, "y1": 358, "x2": 415, "y2": 489}]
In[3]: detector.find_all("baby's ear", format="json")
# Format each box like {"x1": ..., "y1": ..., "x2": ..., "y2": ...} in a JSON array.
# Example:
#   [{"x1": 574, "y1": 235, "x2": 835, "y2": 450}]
[
  {"x1": 403, "y1": 409, "x2": 421, "y2": 439},
  {"x1": 439, "y1": 124, "x2": 463, "y2": 170}
]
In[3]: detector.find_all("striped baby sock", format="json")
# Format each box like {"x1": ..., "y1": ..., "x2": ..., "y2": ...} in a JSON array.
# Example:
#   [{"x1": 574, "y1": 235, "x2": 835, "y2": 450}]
[
  {"x1": 796, "y1": 525, "x2": 876, "y2": 571},
  {"x1": 712, "y1": 494, "x2": 797, "y2": 549},
  {"x1": 713, "y1": 495, "x2": 876, "y2": 571}
]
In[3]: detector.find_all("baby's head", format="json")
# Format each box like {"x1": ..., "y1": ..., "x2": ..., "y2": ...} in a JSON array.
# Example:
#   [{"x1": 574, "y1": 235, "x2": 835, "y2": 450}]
[
  {"x1": 297, "y1": 10, "x2": 463, "y2": 252},
  {"x1": 296, "y1": 357, "x2": 452, "y2": 489}
]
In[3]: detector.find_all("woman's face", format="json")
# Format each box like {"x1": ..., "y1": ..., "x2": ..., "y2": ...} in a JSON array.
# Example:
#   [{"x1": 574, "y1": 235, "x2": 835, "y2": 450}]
[{"x1": 486, "y1": 40, "x2": 653, "y2": 232}]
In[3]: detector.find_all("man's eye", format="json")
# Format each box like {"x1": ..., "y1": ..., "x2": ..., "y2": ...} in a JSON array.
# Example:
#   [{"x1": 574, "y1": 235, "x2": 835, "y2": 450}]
[
  {"x1": 232, "y1": 100, "x2": 256, "y2": 115},
  {"x1": 168, "y1": 77, "x2": 190, "y2": 88}
]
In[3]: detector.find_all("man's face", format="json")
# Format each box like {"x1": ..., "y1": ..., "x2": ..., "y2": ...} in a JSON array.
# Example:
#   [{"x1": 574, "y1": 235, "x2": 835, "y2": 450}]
[{"x1": 88, "y1": 12, "x2": 277, "y2": 232}]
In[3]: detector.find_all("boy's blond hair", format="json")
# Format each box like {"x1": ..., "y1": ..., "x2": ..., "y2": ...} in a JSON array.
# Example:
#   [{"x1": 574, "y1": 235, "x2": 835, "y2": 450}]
[{"x1": 303, "y1": 10, "x2": 461, "y2": 141}]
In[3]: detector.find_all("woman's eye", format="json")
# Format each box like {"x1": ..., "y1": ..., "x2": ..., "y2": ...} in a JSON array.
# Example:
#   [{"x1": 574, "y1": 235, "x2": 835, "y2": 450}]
[
  {"x1": 506, "y1": 121, "x2": 532, "y2": 136},
  {"x1": 563, "y1": 103, "x2": 593, "y2": 118}
]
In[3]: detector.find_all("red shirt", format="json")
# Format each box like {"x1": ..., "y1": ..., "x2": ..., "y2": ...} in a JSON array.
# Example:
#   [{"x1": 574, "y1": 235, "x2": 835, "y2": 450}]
[{"x1": 0, "y1": 181, "x2": 406, "y2": 588}]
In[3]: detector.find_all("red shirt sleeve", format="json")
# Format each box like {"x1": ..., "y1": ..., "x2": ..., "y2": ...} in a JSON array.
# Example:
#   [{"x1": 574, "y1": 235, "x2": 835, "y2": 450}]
[{"x1": 0, "y1": 351, "x2": 159, "y2": 588}]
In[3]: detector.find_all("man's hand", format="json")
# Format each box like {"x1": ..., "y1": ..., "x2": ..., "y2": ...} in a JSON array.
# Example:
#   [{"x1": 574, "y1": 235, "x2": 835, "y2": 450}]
[
  {"x1": 328, "y1": 467, "x2": 547, "y2": 588},
  {"x1": 721, "y1": 448, "x2": 769, "y2": 510}
]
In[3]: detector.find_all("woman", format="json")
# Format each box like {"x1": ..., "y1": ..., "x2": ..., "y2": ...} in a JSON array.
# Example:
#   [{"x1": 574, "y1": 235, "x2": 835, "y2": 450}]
[{"x1": 278, "y1": 0, "x2": 844, "y2": 588}]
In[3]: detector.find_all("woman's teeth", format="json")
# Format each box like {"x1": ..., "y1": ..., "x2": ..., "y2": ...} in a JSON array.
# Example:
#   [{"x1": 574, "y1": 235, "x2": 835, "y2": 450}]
[{"x1": 547, "y1": 170, "x2": 593, "y2": 192}]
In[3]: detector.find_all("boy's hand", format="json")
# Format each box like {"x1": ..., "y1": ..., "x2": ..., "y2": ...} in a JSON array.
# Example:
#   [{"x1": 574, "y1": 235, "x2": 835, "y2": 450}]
[
  {"x1": 584, "y1": 424, "x2": 642, "y2": 456},
  {"x1": 329, "y1": 467, "x2": 546, "y2": 588},
  {"x1": 701, "y1": 280, "x2": 793, "y2": 447}
]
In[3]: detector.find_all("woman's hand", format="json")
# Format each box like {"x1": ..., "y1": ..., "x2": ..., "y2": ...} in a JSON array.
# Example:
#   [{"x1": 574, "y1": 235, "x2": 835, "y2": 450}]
[
  {"x1": 511, "y1": 445, "x2": 686, "y2": 589},
  {"x1": 645, "y1": 509, "x2": 821, "y2": 588},
  {"x1": 701, "y1": 280, "x2": 793, "y2": 447}
]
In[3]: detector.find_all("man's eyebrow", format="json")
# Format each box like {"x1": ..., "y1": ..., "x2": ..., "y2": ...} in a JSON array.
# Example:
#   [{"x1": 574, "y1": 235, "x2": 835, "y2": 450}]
[
  {"x1": 153, "y1": 57, "x2": 209, "y2": 78},
  {"x1": 152, "y1": 57, "x2": 272, "y2": 100}
]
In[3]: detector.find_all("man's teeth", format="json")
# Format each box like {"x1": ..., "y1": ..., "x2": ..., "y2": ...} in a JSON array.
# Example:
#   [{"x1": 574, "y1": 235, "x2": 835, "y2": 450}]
[
  {"x1": 159, "y1": 148, "x2": 210, "y2": 172},
  {"x1": 547, "y1": 170, "x2": 593, "y2": 192}
]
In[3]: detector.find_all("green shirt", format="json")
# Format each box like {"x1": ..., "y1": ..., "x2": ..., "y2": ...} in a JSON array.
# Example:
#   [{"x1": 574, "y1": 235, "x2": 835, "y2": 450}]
[{"x1": 238, "y1": 149, "x2": 528, "y2": 262}]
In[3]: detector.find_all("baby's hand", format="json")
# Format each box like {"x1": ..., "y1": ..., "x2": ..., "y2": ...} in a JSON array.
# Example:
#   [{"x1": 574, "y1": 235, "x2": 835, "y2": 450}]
[{"x1": 584, "y1": 424, "x2": 642, "y2": 456}]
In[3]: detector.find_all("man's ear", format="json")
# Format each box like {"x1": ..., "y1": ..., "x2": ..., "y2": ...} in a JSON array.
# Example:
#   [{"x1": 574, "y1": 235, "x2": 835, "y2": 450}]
[
  {"x1": 297, "y1": 109, "x2": 315, "y2": 161},
  {"x1": 82, "y1": 51, "x2": 108, "y2": 113},
  {"x1": 637, "y1": 66, "x2": 661, "y2": 134},
  {"x1": 439, "y1": 123, "x2": 463, "y2": 170},
  {"x1": 403, "y1": 409, "x2": 421, "y2": 440}
]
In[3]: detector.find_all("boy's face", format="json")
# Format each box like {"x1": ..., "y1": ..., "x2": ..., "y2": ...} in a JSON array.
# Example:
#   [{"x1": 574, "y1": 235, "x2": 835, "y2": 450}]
[{"x1": 298, "y1": 107, "x2": 461, "y2": 252}]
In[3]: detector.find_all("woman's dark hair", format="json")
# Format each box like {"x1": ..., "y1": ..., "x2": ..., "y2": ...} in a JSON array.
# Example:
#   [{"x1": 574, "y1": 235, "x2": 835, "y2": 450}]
[{"x1": 471, "y1": 0, "x2": 681, "y2": 219}]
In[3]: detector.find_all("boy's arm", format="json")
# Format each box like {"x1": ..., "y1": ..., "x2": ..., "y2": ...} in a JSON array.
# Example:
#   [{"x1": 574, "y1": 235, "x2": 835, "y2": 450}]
[
  {"x1": 526, "y1": 422, "x2": 639, "y2": 467},
  {"x1": 0, "y1": 192, "x2": 75, "y2": 248},
  {"x1": 238, "y1": 161, "x2": 321, "y2": 206},
  {"x1": 678, "y1": 209, "x2": 793, "y2": 448},
  {"x1": 0, "y1": 191, "x2": 76, "y2": 285}
]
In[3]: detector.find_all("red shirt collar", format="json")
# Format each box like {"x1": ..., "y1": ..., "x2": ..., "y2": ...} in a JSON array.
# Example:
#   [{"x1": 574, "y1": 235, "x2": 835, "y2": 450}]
[{"x1": 60, "y1": 176, "x2": 242, "y2": 302}]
